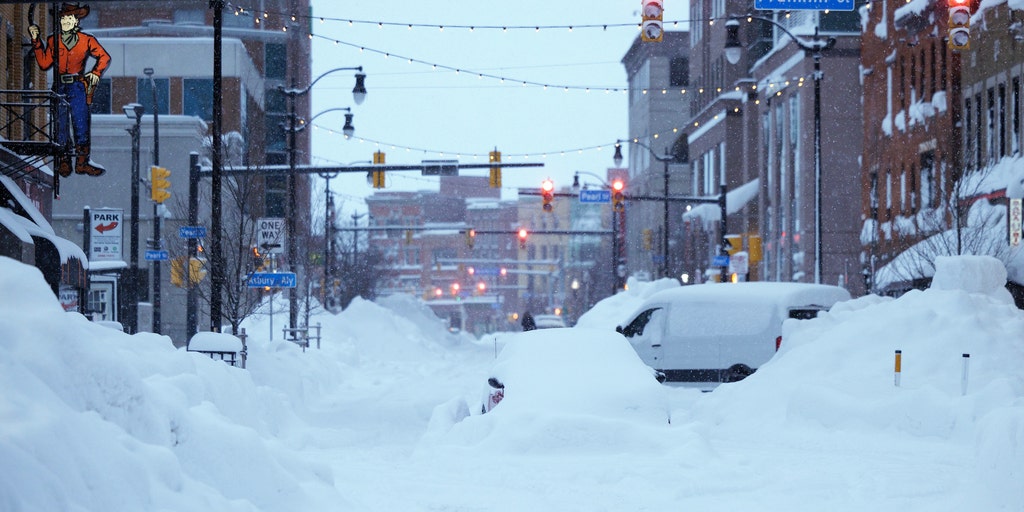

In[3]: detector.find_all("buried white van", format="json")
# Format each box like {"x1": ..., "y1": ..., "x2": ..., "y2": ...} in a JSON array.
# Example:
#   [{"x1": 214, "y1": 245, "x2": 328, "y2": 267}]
[{"x1": 615, "y1": 282, "x2": 851, "y2": 385}]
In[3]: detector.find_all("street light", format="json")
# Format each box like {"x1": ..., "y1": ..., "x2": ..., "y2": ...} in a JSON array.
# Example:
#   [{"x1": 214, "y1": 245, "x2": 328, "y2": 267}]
[
  {"x1": 725, "y1": 15, "x2": 835, "y2": 284},
  {"x1": 614, "y1": 139, "x2": 674, "y2": 280},
  {"x1": 280, "y1": 66, "x2": 365, "y2": 333},
  {"x1": 123, "y1": 102, "x2": 144, "y2": 334}
]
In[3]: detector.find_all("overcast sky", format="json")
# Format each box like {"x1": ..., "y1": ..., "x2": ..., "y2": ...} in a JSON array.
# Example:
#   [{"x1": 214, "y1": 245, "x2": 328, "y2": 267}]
[{"x1": 305, "y1": 0, "x2": 690, "y2": 217}]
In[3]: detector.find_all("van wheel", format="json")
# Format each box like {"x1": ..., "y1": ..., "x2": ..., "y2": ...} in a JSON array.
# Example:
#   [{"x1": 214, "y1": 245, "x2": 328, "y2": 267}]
[{"x1": 725, "y1": 364, "x2": 754, "y2": 383}]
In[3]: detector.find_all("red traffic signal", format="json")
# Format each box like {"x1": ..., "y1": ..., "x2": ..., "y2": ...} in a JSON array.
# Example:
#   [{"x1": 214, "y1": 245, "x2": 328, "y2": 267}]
[
  {"x1": 541, "y1": 179, "x2": 555, "y2": 212},
  {"x1": 611, "y1": 179, "x2": 626, "y2": 212},
  {"x1": 518, "y1": 228, "x2": 528, "y2": 249}
]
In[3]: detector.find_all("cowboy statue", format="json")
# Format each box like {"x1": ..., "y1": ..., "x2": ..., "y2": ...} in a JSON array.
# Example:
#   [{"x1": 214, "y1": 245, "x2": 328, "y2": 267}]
[{"x1": 28, "y1": 2, "x2": 110, "y2": 177}]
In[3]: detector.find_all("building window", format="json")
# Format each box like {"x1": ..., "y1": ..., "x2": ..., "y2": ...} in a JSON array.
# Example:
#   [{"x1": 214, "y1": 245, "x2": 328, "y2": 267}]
[
  {"x1": 920, "y1": 151, "x2": 934, "y2": 209},
  {"x1": 265, "y1": 43, "x2": 287, "y2": 81},
  {"x1": 1013, "y1": 77, "x2": 1021, "y2": 156},
  {"x1": 183, "y1": 78, "x2": 214, "y2": 121},
  {"x1": 136, "y1": 78, "x2": 169, "y2": 115},
  {"x1": 265, "y1": 176, "x2": 286, "y2": 216},
  {"x1": 964, "y1": 96, "x2": 973, "y2": 169},
  {"x1": 999, "y1": 84, "x2": 1007, "y2": 157},
  {"x1": 670, "y1": 57, "x2": 689, "y2": 87}
]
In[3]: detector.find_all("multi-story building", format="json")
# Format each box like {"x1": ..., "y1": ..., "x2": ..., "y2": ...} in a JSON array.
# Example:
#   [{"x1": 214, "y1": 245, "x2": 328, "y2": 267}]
[
  {"x1": 687, "y1": 1, "x2": 864, "y2": 293},
  {"x1": 860, "y1": 0, "x2": 964, "y2": 294},
  {"x1": 620, "y1": 31, "x2": 692, "y2": 281},
  {"x1": 365, "y1": 176, "x2": 520, "y2": 335}
]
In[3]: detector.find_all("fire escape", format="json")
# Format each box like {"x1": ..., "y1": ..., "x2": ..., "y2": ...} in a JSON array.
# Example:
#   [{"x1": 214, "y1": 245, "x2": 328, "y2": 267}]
[{"x1": 0, "y1": 89, "x2": 70, "y2": 195}]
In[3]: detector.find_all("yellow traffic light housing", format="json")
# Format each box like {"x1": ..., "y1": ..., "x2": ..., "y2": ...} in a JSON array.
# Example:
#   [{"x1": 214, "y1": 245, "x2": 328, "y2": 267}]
[
  {"x1": 642, "y1": 228, "x2": 653, "y2": 250},
  {"x1": 641, "y1": 0, "x2": 664, "y2": 43},
  {"x1": 150, "y1": 165, "x2": 171, "y2": 203},
  {"x1": 489, "y1": 148, "x2": 502, "y2": 188},
  {"x1": 948, "y1": 0, "x2": 971, "y2": 50},
  {"x1": 372, "y1": 151, "x2": 386, "y2": 189}
]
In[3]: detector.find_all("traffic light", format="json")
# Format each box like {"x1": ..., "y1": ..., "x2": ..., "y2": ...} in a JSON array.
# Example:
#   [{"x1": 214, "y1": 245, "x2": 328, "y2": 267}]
[
  {"x1": 948, "y1": 0, "x2": 970, "y2": 50},
  {"x1": 725, "y1": 234, "x2": 743, "y2": 256},
  {"x1": 642, "y1": 228, "x2": 653, "y2": 250},
  {"x1": 518, "y1": 228, "x2": 528, "y2": 249},
  {"x1": 611, "y1": 179, "x2": 625, "y2": 212},
  {"x1": 251, "y1": 246, "x2": 264, "y2": 270},
  {"x1": 372, "y1": 151, "x2": 386, "y2": 189},
  {"x1": 489, "y1": 148, "x2": 502, "y2": 188},
  {"x1": 641, "y1": 0, "x2": 664, "y2": 43},
  {"x1": 150, "y1": 165, "x2": 171, "y2": 203},
  {"x1": 541, "y1": 178, "x2": 554, "y2": 212},
  {"x1": 405, "y1": 229, "x2": 413, "y2": 245},
  {"x1": 466, "y1": 229, "x2": 476, "y2": 248},
  {"x1": 170, "y1": 257, "x2": 207, "y2": 287},
  {"x1": 476, "y1": 281, "x2": 487, "y2": 294}
]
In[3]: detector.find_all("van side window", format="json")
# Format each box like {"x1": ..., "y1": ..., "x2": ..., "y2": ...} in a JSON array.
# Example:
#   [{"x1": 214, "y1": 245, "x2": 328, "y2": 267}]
[
  {"x1": 788, "y1": 308, "x2": 824, "y2": 320},
  {"x1": 620, "y1": 308, "x2": 662, "y2": 338}
]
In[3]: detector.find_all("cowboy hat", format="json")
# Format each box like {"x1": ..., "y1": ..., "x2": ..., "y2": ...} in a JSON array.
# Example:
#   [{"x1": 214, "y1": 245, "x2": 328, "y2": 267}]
[{"x1": 59, "y1": 3, "x2": 90, "y2": 19}]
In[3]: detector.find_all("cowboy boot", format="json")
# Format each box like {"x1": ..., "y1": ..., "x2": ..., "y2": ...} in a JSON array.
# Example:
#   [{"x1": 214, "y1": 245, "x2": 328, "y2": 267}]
[
  {"x1": 74, "y1": 144, "x2": 105, "y2": 176},
  {"x1": 56, "y1": 155, "x2": 72, "y2": 177}
]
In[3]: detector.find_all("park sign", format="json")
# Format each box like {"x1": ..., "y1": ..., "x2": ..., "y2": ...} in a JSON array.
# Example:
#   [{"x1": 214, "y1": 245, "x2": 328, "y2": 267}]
[
  {"x1": 90, "y1": 208, "x2": 123, "y2": 261},
  {"x1": 755, "y1": 0, "x2": 855, "y2": 10}
]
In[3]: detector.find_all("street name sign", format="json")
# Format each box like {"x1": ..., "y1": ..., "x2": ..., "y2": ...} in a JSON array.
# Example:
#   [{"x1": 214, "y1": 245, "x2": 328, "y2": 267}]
[
  {"x1": 247, "y1": 272, "x2": 297, "y2": 288},
  {"x1": 144, "y1": 250, "x2": 170, "y2": 261},
  {"x1": 754, "y1": 0, "x2": 855, "y2": 10},
  {"x1": 257, "y1": 217, "x2": 286, "y2": 254},
  {"x1": 179, "y1": 226, "x2": 207, "y2": 239},
  {"x1": 713, "y1": 254, "x2": 730, "y2": 268},
  {"x1": 579, "y1": 189, "x2": 612, "y2": 204}
]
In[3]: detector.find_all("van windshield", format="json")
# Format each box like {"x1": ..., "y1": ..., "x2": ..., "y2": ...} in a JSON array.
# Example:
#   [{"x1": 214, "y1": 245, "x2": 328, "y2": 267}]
[{"x1": 669, "y1": 302, "x2": 774, "y2": 336}]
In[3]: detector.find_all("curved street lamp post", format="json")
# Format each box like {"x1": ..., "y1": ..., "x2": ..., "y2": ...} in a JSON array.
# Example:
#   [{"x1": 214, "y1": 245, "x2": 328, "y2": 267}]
[
  {"x1": 280, "y1": 67, "x2": 365, "y2": 334},
  {"x1": 725, "y1": 15, "x2": 834, "y2": 284}
]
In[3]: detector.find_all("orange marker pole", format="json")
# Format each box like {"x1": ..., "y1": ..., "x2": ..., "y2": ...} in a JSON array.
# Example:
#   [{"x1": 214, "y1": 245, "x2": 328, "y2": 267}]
[{"x1": 894, "y1": 350, "x2": 902, "y2": 387}]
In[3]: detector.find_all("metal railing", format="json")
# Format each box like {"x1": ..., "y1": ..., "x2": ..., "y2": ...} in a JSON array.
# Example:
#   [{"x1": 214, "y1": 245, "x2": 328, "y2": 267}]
[{"x1": 0, "y1": 89, "x2": 69, "y2": 158}]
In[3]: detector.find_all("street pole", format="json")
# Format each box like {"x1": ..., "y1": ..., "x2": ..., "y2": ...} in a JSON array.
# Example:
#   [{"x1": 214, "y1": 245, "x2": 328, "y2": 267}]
[
  {"x1": 662, "y1": 157, "x2": 670, "y2": 278},
  {"x1": 187, "y1": 153, "x2": 199, "y2": 341},
  {"x1": 812, "y1": 29, "x2": 824, "y2": 284},
  {"x1": 125, "y1": 104, "x2": 142, "y2": 334},
  {"x1": 145, "y1": 68, "x2": 162, "y2": 334},
  {"x1": 210, "y1": 0, "x2": 224, "y2": 332}
]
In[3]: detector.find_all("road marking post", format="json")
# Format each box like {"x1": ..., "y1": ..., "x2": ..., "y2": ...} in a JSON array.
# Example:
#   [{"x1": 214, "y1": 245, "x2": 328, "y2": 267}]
[
  {"x1": 894, "y1": 350, "x2": 902, "y2": 387},
  {"x1": 961, "y1": 353, "x2": 970, "y2": 396}
]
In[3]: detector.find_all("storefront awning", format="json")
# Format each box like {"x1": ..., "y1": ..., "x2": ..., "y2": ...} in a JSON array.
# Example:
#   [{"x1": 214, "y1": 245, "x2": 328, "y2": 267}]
[{"x1": 0, "y1": 174, "x2": 88, "y2": 267}]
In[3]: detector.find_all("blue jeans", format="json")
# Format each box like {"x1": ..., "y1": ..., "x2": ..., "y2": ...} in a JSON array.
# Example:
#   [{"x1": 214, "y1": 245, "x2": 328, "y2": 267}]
[{"x1": 55, "y1": 80, "x2": 90, "y2": 148}]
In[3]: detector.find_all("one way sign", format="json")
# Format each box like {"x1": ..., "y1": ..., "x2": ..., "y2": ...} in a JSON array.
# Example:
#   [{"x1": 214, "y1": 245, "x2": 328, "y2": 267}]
[{"x1": 257, "y1": 217, "x2": 285, "y2": 254}]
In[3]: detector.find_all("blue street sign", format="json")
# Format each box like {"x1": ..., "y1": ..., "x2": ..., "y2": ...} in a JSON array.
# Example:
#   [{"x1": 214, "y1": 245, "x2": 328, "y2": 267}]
[
  {"x1": 474, "y1": 267, "x2": 501, "y2": 276},
  {"x1": 754, "y1": 0, "x2": 854, "y2": 10},
  {"x1": 144, "y1": 250, "x2": 169, "y2": 261},
  {"x1": 579, "y1": 189, "x2": 612, "y2": 204},
  {"x1": 247, "y1": 272, "x2": 297, "y2": 288},
  {"x1": 179, "y1": 226, "x2": 207, "y2": 239},
  {"x1": 712, "y1": 255, "x2": 730, "y2": 267}
]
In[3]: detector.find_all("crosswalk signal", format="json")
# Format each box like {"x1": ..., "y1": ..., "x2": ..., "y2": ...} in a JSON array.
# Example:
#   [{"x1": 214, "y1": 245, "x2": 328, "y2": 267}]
[
  {"x1": 489, "y1": 148, "x2": 502, "y2": 188},
  {"x1": 611, "y1": 179, "x2": 626, "y2": 212},
  {"x1": 948, "y1": 0, "x2": 971, "y2": 50},
  {"x1": 150, "y1": 165, "x2": 171, "y2": 203},
  {"x1": 641, "y1": 0, "x2": 664, "y2": 43},
  {"x1": 372, "y1": 151, "x2": 386, "y2": 189},
  {"x1": 541, "y1": 179, "x2": 555, "y2": 212}
]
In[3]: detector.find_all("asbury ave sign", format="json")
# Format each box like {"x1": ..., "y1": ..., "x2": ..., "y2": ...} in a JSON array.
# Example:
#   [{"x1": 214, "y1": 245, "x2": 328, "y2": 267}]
[{"x1": 247, "y1": 272, "x2": 297, "y2": 288}]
